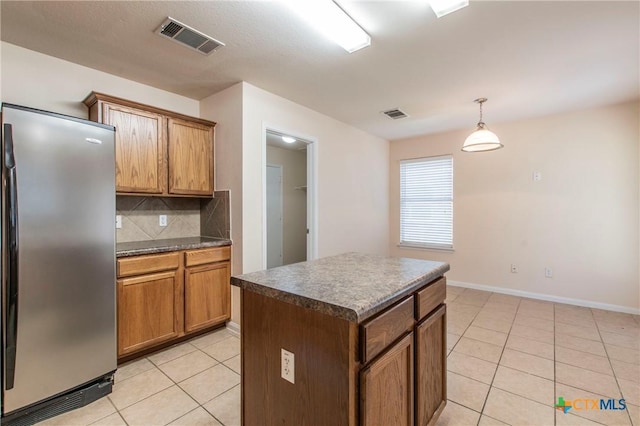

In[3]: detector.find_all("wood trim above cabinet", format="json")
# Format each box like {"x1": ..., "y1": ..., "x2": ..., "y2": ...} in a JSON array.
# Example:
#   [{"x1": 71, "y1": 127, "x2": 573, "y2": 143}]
[{"x1": 83, "y1": 92, "x2": 217, "y2": 127}]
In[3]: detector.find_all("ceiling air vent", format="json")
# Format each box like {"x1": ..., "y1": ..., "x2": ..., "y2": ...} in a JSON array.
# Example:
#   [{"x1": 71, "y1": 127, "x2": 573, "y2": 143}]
[
  {"x1": 155, "y1": 17, "x2": 224, "y2": 55},
  {"x1": 382, "y1": 108, "x2": 409, "y2": 120}
]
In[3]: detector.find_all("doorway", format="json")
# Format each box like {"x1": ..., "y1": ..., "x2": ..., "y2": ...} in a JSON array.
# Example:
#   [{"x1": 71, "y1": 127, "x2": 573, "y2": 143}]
[
  {"x1": 264, "y1": 129, "x2": 314, "y2": 268},
  {"x1": 266, "y1": 164, "x2": 283, "y2": 268}
]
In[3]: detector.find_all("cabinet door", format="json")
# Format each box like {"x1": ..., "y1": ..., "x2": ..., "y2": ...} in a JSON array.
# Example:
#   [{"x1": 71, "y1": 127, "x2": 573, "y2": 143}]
[
  {"x1": 415, "y1": 304, "x2": 446, "y2": 426},
  {"x1": 104, "y1": 103, "x2": 165, "y2": 194},
  {"x1": 167, "y1": 118, "x2": 214, "y2": 196},
  {"x1": 117, "y1": 270, "x2": 180, "y2": 356},
  {"x1": 360, "y1": 333, "x2": 413, "y2": 426},
  {"x1": 184, "y1": 261, "x2": 230, "y2": 333}
]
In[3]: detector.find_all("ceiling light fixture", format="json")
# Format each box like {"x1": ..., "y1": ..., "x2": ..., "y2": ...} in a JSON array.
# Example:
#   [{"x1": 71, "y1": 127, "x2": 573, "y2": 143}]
[
  {"x1": 429, "y1": 0, "x2": 469, "y2": 18},
  {"x1": 462, "y1": 98, "x2": 503, "y2": 152},
  {"x1": 282, "y1": 136, "x2": 297, "y2": 144},
  {"x1": 283, "y1": 0, "x2": 371, "y2": 53}
]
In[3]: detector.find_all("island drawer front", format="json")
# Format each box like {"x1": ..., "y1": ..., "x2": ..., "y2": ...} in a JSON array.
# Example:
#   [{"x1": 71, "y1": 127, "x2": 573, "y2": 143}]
[
  {"x1": 415, "y1": 277, "x2": 446, "y2": 321},
  {"x1": 185, "y1": 246, "x2": 231, "y2": 267},
  {"x1": 361, "y1": 296, "x2": 415, "y2": 364},
  {"x1": 117, "y1": 252, "x2": 181, "y2": 277}
]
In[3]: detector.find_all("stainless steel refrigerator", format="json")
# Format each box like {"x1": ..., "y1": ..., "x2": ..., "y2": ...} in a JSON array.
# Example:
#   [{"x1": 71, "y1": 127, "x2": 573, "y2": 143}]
[{"x1": 1, "y1": 104, "x2": 117, "y2": 425}]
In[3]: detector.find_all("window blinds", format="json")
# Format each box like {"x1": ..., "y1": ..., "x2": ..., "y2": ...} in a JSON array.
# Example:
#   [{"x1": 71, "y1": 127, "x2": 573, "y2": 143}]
[{"x1": 399, "y1": 155, "x2": 453, "y2": 249}]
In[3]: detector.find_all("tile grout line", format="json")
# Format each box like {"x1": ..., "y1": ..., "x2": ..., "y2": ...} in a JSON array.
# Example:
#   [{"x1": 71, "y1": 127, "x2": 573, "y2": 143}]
[
  {"x1": 475, "y1": 296, "x2": 522, "y2": 425},
  {"x1": 591, "y1": 307, "x2": 635, "y2": 426},
  {"x1": 108, "y1": 332, "x2": 240, "y2": 426}
]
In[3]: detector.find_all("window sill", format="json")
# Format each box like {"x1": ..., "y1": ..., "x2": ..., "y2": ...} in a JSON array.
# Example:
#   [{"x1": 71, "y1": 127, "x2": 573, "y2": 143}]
[{"x1": 397, "y1": 243, "x2": 454, "y2": 253}]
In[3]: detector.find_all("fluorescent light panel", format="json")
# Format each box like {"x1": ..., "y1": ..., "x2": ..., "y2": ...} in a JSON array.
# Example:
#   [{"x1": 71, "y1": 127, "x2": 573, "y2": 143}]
[
  {"x1": 283, "y1": 0, "x2": 371, "y2": 53},
  {"x1": 429, "y1": 0, "x2": 469, "y2": 18}
]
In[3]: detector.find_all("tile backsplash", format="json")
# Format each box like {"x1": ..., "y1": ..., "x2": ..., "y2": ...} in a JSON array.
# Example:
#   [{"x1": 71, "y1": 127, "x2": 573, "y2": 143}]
[
  {"x1": 115, "y1": 191, "x2": 231, "y2": 243},
  {"x1": 200, "y1": 190, "x2": 231, "y2": 239},
  {"x1": 116, "y1": 196, "x2": 201, "y2": 242}
]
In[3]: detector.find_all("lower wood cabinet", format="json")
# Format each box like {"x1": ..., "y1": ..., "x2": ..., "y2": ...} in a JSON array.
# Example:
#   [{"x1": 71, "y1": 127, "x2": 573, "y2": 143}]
[
  {"x1": 116, "y1": 245, "x2": 231, "y2": 359},
  {"x1": 117, "y1": 270, "x2": 181, "y2": 356},
  {"x1": 185, "y1": 261, "x2": 231, "y2": 333},
  {"x1": 360, "y1": 333, "x2": 414, "y2": 426},
  {"x1": 416, "y1": 305, "x2": 447, "y2": 426}
]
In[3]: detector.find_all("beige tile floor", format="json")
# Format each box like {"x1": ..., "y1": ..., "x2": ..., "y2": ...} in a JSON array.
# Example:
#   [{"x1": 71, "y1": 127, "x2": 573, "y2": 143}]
[
  {"x1": 38, "y1": 329, "x2": 241, "y2": 426},
  {"x1": 37, "y1": 285, "x2": 639, "y2": 426}
]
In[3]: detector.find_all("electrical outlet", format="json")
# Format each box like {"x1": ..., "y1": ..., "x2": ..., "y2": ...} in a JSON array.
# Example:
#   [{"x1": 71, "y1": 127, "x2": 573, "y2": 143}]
[
  {"x1": 159, "y1": 215, "x2": 168, "y2": 227},
  {"x1": 533, "y1": 171, "x2": 542, "y2": 181},
  {"x1": 510, "y1": 264, "x2": 518, "y2": 274},
  {"x1": 281, "y1": 348, "x2": 295, "y2": 384},
  {"x1": 115, "y1": 215, "x2": 122, "y2": 229},
  {"x1": 545, "y1": 267, "x2": 553, "y2": 278}
]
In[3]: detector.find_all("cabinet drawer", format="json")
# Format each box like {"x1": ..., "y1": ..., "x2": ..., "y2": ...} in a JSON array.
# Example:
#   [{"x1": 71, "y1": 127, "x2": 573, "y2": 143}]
[
  {"x1": 185, "y1": 246, "x2": 231, "y2": 267},
  {"x1": 361, "y1": 296, "x2": 414, "y2": 364},
  {"x1": 415, "y1": 277, "x2": 446, "y2": 321},
  {"x1": 117, "y1": 252, "x2": 181, "y2": 278}
]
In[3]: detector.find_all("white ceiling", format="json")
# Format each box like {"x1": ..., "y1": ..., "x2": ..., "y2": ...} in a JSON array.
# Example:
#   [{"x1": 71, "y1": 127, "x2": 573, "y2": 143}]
[{"x1": 1, "y1": 1, "x2": 638, "y2": 140}]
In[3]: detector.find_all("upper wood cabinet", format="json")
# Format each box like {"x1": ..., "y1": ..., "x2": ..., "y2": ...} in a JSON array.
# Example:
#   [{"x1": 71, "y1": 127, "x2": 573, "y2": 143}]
[
  {"x1": 168, "y1": 118, "x2": 214, "y2": 195},
  {"x1": 84, "y1": 92, "x2": 216, "y2": 197}
]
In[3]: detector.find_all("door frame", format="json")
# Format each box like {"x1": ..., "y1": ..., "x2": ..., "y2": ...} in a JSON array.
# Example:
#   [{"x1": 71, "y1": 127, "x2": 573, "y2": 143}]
[{"x1": 262, "y1": 123, "x2": 318, "y2": 269}]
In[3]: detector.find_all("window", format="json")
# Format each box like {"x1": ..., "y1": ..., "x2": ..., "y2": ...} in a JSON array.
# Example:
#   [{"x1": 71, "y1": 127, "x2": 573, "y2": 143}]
[{"x1": 399, "y1": 155, "x2": 453, "y2": 250}]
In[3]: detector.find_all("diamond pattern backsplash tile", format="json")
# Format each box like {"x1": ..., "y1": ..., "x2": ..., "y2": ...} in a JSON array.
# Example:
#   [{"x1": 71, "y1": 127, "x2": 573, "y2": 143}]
[
  {"x1": 200, "y1": 190, "x2": 231, "y2": 239},
  {"x1": 116, "y1": 196, "x2": 201, "y2": 243}
]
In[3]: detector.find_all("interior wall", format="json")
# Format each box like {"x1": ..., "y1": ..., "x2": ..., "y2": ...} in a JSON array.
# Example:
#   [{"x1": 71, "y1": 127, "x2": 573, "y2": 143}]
[
  {"x1": 242, "y1": 82, "x2": 390, "y2": 277},
  {"x1": 390, "y1": 101, "x2": 640, "y2": 311},
  {"x1": 0, "y1": 42, "x2": 198, "y2": 118},
  {"x1": 266, "y1": 145, "x2": 307, "y2": 265},
  {"x1": 200, "y1": 83, "x2": 244, "y2": 325}
]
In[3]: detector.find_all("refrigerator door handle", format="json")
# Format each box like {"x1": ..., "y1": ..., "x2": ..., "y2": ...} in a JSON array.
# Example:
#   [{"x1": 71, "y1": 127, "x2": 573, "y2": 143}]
[{"x1": 4, "y1": 123, "x2": 19, "y2": 390}]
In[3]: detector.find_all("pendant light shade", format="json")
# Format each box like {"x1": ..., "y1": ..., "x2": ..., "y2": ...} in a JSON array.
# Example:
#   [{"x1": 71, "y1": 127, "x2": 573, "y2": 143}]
[{"x1": 462, "y1": 98, "x2": 503, "y2": 152}]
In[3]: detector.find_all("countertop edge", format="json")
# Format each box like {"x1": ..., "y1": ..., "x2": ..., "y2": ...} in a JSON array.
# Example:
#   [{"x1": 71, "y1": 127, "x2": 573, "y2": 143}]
[
  {"x1": 117, "y1": 238, "x2": 232, "y2": 258},
  {"x1": 231, "y1": 262, "x2": 450, "y2": 323}
]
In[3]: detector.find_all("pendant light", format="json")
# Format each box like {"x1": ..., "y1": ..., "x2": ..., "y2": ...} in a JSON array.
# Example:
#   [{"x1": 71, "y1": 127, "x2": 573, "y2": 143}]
[{"x1": 462, "y1": 98, "x2": 503, "y2": 152}]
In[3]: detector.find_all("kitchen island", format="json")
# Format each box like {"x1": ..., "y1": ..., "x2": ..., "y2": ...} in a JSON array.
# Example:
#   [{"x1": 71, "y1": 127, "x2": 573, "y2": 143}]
[{"x1": 231, "y1": 252, "x2": 449, "y2": 426}]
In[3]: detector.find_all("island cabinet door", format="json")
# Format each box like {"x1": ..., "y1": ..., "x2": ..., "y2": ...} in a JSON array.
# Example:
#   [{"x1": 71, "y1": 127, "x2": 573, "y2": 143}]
[
  {"x1": 360, "y1": 333, "x2": 414, "y2": 426},
  {"x1": 415, "y1": 304, "x2": 447, "y2": 426}
]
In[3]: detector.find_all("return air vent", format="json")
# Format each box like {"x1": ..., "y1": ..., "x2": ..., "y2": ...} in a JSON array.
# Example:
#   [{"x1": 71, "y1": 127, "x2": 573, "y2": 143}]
[
  {"x1": 155, "y1": 17, "x2": 224, "y2": 55},
  {"x1": 382, "y1": 108, "x2": 409, "y2": 120}
]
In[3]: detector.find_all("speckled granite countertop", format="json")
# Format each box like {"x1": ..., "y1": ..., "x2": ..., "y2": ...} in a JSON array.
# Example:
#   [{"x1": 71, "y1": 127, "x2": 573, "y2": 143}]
[
  {"x1": 116, "y1": 236, "x2": 232, "y2": 258},
  {"x1": 231, "y1": 252, "x2": 449, "y2": 323}
]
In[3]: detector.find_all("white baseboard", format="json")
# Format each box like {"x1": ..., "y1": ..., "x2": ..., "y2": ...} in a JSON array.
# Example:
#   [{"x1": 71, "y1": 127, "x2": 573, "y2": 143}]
[
  {"x1": 448, "y1": 280, "x2": 640, "y2": 315},
  {"x1": 226, "y1": 321, "x2": 240, "y2": 336}
]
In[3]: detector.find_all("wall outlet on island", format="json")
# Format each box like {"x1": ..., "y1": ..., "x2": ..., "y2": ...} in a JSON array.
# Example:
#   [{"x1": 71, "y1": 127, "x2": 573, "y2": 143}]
[
  {"x1": 510, "y1": 264, "x2": 518, "y2": 273},
  {"x1": 159, "y1": 215, "x2": 168, "y2": 227},
  {"x1": 115, "y1": 215, "x2": 122, "y2": 229},
  {"x1": 281, "y1": 348, "x2": 295, "y2": 384}
]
